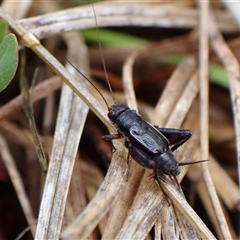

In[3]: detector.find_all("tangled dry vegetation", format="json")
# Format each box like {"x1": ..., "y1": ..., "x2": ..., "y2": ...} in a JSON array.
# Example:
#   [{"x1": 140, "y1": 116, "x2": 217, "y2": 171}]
[{"x1": 0, "y1": 1, "x2": 240, "y2": 239}]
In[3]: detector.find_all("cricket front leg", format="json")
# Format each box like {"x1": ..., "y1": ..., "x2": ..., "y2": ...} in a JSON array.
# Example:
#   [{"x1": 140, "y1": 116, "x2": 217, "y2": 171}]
[
  {"x1": 102, "y1": 132, "x2": 124, "y2": 152},
  {"x1": 102, "y1": 132, "x2": 124, "y2": 141},
  {"x1": 154, "y1": 127, "x2": 192, "y2": 152}
]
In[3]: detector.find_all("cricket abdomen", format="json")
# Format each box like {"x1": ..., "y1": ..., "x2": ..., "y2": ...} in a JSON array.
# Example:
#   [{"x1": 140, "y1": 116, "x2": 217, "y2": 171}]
[{"x1": 154, "y1": 150, "x2": 180, "y2": 176}]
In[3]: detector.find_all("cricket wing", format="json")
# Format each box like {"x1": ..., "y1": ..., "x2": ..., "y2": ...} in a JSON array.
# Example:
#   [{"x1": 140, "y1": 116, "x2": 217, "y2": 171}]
[{"x1": 129, "y1": 123, "x2": 169, "y2": 154}]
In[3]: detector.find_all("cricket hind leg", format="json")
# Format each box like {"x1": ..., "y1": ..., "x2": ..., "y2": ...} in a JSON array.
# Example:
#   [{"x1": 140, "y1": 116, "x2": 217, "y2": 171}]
[
  {"x1": 156, "y1": 128, "x2": 208, "y2": 166},
  {"x1": 151, "y1": 168, "x2": 172, "y2": 205},
  {"x1": 154, "y1": 127, "x2": 192, "y2": 152},
  {"x1": 151, "y1": 167, "x2": 185, "y2": 203},
  {"x1": 169, "y1": 171, "x2": 181, "y2": 189}
]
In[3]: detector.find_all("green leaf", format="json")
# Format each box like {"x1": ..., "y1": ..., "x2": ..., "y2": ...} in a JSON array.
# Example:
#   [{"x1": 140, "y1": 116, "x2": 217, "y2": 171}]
[
  {"x1": 81, "y1": 28, "x2": 147, "y2": 47},
  {"x1": 0, "y1": 20, "x2": 8, "y2": 43},
  {"x1": 156, "y1": 54, "x2": 229, "y2": 88},
  {"x1": 156, "y1": 54, "x2": 186, "y2": 65},
  {"x1": 0, "y1": 33, "x2": 19, "y2": 92},
  {"x1": 209, "y1": 63, "x2": 229, "y2": 88}
]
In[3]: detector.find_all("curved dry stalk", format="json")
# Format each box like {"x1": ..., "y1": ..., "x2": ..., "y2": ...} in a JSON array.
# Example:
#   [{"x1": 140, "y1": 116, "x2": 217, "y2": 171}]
[
  {"x1": 209, "y1": 11, "x2": 240, "y2": 239},
  {"x1": 34, "y1": 31, "x2": 90, "y2": 239},
  {"x1": 175, "y1": 209, "x2": 201, "y2": 239},
  {"x1": 198, "y1": 4, "x2": 230, "y2": 238},
  {"x1": 210, "y1": 10, "x2": 240, "y2": 184},
  {"x1": 115, "y1": 126, "x2": 197, "y2": 239},
  {"x1": 196, "y1": 170, "x2": 236, "y2": 239},
  {"x1": 20, "y1": 65, "x2": 48, "y2": 173},
  {"x1": 0, "y1": 7, "x2": 113, "y2": 134},
  {"x1": 1, "y1": 0, "x2": 32, "y2": 20},
  {"x1": 121, "y1": 41, "x2": 214, "y2": 238},
  {"x1": 198, "y1": 1, "x2": 210, "y2": 156},
  {"x1": 0, "y1": 135, "x2": 36, "y2": 237},
  {"x1": 0, "y1": 120, "x2": 35, "y2": 149},
  {"x1": 165, "y1": 71, "x2": 199, "y2": 127},
  {"x1": 114, "y1": 173, "x2": 215, "y2": 240},
  {"x1": 64, "y1": 155, "x2": 90, "y2": 225},
  {"x1": 122, "y1": 50, "x2": 139, "y2": 111},
  {"x1": 16, "y1": 2, "x2": 238, "y2": 39},
  {"x1": 159, "y1": 204, "x2": 180, "y2": 239},
  {"x1": 221, "y1": 0, "x2": 240, "y2": 29},
  {"x1": 161, "y1": 180, "x2": 216, "y2": 239},
  {"x1": 0, "y1": 76, "x2": 62, "y2": 120},
  {"x1": 151, "y1": 65, "x2": 210, "y2": 238},
  {"x1": 101, "y1": 162, "x2": 145, "y2": 239},
  {"x1": 154, "y1": 55, "x2": 197, "y2": 125},
  {"x1": 209, "y1": 156, "x2": 240, "y2": 210},
  {"x1": 199, "y1": 0, "x2": 210, "y2": 201},
  {"x1": 61, "y1": 141, "x2": 128, "y2": 239},
  {"x1": 0, "y1": 2, "x2": 235, "y2": 239},
  {"x1": 188, "y1": 151, "x2": 240, "y2": 215},
  {"x1": 111, "y1": 54, "x2": 213, "y2": 239},
  {"x1": 115, "y1": 181, "x2": 165, "y2": 239}
]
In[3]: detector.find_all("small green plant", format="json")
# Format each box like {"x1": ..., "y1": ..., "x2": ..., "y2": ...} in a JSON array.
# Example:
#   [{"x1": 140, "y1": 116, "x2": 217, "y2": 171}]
[
  {"x1": 0, "y1": 19, "x2": 18, "y2": 92},
  {"x1": 81, "y1": 28, "x2": 147, "y2": 47}
]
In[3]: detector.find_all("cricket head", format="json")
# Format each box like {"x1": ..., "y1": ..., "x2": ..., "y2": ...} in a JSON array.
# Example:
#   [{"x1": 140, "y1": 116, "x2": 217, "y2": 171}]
[{"x1": 108, "y1": 104, "x2": 129, "y2": 123}]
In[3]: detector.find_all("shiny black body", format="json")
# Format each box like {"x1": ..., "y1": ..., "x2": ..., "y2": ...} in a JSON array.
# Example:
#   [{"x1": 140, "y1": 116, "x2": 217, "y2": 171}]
[
  {"x1": 64, "y1": 16, "x2": 195, "y2": 187},
  {"x1": 103, "y1": 103, "x2": 192, "y2": 184}
]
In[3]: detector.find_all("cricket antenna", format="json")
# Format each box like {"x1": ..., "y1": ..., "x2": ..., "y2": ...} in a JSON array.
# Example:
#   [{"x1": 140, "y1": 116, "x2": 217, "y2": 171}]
[
  {"x1": 92, "y1": 4, "x2": 117, "y2": 104},
  {"x1": 178, "y1": 159, "x2": 208, "y2": 166},
  {"x1": 65, "y1": 58, "x2": 110, "y2": 110}
]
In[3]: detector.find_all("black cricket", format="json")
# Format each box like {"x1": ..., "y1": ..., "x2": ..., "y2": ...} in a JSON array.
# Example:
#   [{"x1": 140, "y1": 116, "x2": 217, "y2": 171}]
[
  {"x1": 67, "y1": 56, "x2": 204, "y2": 187},
  {"x1": 65, "y1": 7, "x2": 205, "y2": 187},
  {"x1": 102, "y1": 103, "x2": 201, "y2": 186}
]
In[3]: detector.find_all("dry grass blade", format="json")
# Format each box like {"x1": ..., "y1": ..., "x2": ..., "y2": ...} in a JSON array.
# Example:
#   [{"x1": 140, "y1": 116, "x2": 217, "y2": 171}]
[
  {"x1": 209, "y1": 11, "x2": 240, "y2": 187},
  {"x1": 199, "y1": 3, "x2": 231, "y2": 239},
  {"x1": 20, "y1": 60, "x2": 48, "y2": 173},
  {"x1": 35, "y1": 32, "x2": 90, "y2": 239},
  {"x1": 114, "y1": 175, "x2": 215, "y2": 239},
  {"x1": 159, "y1": 204, "x2": 179, "y2": 239},
  {"x1": 101, "y1": 162, "x2": 145, "y2": 239},
  {"x1": 209, "y1": 156, "x2": 240, "y2": 210},
  {"x1": 119, "y1": 29, "x2": 212, "y2": 238},
  {"x1": 190, "y1": 167, "x2": 237, "y2": 239},
  {"x1": 0, "y1": 7, "x2": 113, "y2": 133},
  {"x1": 152, "y1": 63, "x2": 211, "y2": 238},
  {"x1": 1, "y1": 0, "x2": 32, "y2": 20},
  {"x1": 199, "y1": 0, "x2": 209, "y2": 165},
  {"x1": 35, "y1": 86, "x2": 87, "y2": 239},
  {"x1": 0, "y1": 76, "x2": 62, "y2": 120},
  {"x1": 0, "y1": 1, "x2": 238, "y2": 239},
  {"x1": 0, "y1": 135, "x2": 36, "y2": 237},
  {"x1": 15, "y1": 226, "x2": 31, "y2": 240},
  {"x1": 154, "y1": 55, "x2": 197, "y2": 125},
  {"x1": 188, "y1": 152, "x2": 240, "y2": 214},
  {"x1": 61, "y1": 141, "x2": 128, "y2": 239},
  {"x1": 122, "y1": 50, "x2": 139, "y2": 110},
  {"x1": 160, "y1": 180, "x2": 215, "y2": 239},
  {"x1": 0, "y1": 120, "x2": 35, "y2": 149},
  {"x1": 174, "y1": 210, "x2": 201, "y2": 239},
  {"x1": 114, "y1": 181, "x2": 165, "y2": 239},
  {"x1": 221, "y1": 0, "x2": 240, "y2": 28},
  {"x1": 108, "y1": 56, "x2": 214, "y2": 239},
  {"x1": 165, "y1": 71, "x2": 198, "y2": 127},
  {"x1": 155, "y1": 124, "x2": 200, "y2": 239},
  {"x1": 209, "y1": 11, "x2": 240, "y2": 238},
  {"x1": 15, "y1": 2, "x2": 238, "y2": 39}
]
